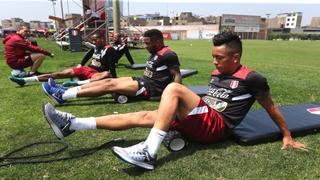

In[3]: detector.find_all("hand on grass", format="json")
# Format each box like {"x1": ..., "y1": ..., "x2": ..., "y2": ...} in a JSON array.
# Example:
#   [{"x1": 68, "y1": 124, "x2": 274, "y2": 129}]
[{"x1": 281, "y1": 136, "x2": 309, "y2": 151}]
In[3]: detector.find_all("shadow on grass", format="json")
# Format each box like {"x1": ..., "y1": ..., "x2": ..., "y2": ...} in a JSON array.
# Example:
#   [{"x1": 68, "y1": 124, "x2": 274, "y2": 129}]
[
  {"x1": 55, "y1": 96, "x2": 115, "y2": 107},
  {"x1": 0, "y1": 138, "x2": 124, "y2": 167},
  {"x1": 55, "y1": 96, "x2": 157, "y2": 107}
]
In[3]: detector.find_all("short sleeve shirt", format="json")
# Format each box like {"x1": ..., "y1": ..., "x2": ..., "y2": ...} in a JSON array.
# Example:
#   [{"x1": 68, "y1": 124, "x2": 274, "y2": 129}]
[
  {"x1": 203, "y1": 66, "x2": 270, "y2": 129},
  {"x1": 142, "y1": 47, "x2": 180, "y2": 90}
]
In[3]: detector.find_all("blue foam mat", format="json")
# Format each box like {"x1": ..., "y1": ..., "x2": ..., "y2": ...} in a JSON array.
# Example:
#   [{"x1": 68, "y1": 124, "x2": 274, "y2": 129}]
[{"x1": 231, "y1": 103, "x2": 320, "y2": 145}]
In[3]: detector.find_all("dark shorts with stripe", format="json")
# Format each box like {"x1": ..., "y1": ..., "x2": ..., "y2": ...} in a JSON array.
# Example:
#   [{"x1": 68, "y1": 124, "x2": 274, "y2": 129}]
[{"x1": 132, "y1": 76, "x2": 163, "y2": 98}]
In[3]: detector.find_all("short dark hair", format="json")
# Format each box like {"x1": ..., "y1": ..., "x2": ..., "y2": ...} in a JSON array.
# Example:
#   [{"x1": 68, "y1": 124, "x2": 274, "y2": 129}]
[
  {"x1": 16, "y1": 24, "x2": 29, "y2": 31},
  {"x1": 212, "y1": 32, "x2": 242, "y2": 57},
  {"x1": 91, "y1": 32, "x2": 105, "y2": 39},
  {"x1": 143, "y1": 29, "x2": 163, "y2": 41}
]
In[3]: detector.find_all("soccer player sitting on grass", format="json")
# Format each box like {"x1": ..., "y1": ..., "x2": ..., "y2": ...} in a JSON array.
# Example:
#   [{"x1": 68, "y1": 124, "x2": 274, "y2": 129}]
[
  {"x1": 9, "y1": 32, "x2": 117, "y2": 87},
  {"x1": 3, "y1": 25, "x2": 54, "y2": 77},
  {"x1": 41, "y1": 29, "x2": 182, "y2": 105},
  {"x1": 42, "y1": 32, "x2": 307, "y2": 170},
  {"x1": 112, "y1": 33, "x2": 135, "y2": 65}
]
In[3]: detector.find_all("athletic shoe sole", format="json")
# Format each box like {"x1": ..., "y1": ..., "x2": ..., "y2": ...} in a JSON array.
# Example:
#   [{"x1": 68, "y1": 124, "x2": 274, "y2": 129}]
[
  {"x1": 111, "y1": 146, "x2": 154, "y2": 170},
  {"x1": 41, "y1": 83, "x2": 61, "y2": 105},
  {"x1": 42, "y1": 103, "x2": 64, "y2": 139}
]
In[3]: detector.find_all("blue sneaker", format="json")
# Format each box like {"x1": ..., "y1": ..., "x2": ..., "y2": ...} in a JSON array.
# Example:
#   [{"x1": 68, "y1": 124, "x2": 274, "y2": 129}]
[
  {"x1": 42, "y1": 83, "x2": 65, "y2": 105},
  {"x1": 112, "y1": 142, "x2": 157, "y2": 170},
  {"x1": 42, "y1": 102, "x2": 75, "y2": 139},
  {"x1": 48, "y1": 78, "x2": 68, "y2": 90},
  {"x1": 9, "y1": 76, "x2": 26, "y2": 87}
]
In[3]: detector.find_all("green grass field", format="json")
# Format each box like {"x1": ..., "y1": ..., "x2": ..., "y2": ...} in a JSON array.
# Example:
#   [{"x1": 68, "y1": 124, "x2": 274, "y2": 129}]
[{"x1": 0, "y1": 38, "x2": 320, "y2": 179}]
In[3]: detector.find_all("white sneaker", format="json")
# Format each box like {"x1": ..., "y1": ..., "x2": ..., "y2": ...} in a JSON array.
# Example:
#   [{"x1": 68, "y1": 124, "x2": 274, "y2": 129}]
[{"x1": 112, "y1": 142, "x2": 157, "y2": 170}]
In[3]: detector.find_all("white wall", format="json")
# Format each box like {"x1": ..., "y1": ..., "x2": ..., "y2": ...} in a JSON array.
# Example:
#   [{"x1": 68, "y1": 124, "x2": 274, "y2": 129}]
[{"x1": 128, "y1": 24, "x2": 219, "y2": 40}]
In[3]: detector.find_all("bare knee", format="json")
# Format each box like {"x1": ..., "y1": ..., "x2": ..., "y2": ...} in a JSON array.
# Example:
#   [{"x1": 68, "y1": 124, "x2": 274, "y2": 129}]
[
  {"x1": 31, "y1": 54, "x2": 45, "y2": 61},
  {"x1": 101, "y1": 71, "x2": 111, "y2": 78},
  {"x1": 162, "y1": 83, "x2": 184, "y2": 98}
]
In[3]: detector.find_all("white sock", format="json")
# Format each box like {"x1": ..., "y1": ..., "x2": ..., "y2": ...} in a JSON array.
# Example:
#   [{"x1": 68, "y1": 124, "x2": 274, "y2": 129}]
[
  {"x1": 23, "y1": 76, "x2": 39, "y2": 82},
  {"x1": 69, "y1": 117, "x2": 96, "y2": 130},
  {"x1": 144, "y1": 128, "x2": 167, "y2": 157},
  {"x1": 62, "y1": 86, "x2": 80, "y2": 100},
  {"x1": 77, "y1": 79, "x2": 90, "y2": 85}
]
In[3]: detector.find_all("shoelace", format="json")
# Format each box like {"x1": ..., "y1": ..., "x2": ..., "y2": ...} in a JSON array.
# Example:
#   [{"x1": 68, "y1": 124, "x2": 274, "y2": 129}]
[
  {"x1": 54, "y1": 110, "x2": 74, "y2": 127},
  {"x1": 50, "y1": 79, "x2": 67, "y2": 90},
  {"x1": 49, "y1": 85, "x2": 63, "y2": 94},
  {"x1": 125, "y1": 143, "x2": 152, "y2": 161}
]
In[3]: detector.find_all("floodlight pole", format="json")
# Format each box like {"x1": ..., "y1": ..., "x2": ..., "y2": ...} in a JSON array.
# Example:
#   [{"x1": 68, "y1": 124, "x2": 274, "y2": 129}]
[
  {"x1": 127, "y1": 0, "x2": 130, "y2": 31},
  {"x1": 105, "y1": 1, "x2": 110, "y2": 43},
  {"x1": 49, "y1": 0, "x2": 58, "y2": 30},
  {"x1": 113, "y1": 0, "x2": 120, "y2": 34},
  {"x1": 266, "y1": 13, "x2": 271, "y2": 40},
  {"x1": 60, "y1": 0, "x2": 64, "y2": 19}
]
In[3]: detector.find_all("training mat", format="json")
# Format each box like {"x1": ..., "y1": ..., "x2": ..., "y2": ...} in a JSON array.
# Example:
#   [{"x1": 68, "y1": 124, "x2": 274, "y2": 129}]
[
  {"x1": 148, "y1": 84, "x2": 207, "y2": 101},
  {"x1": 125, "y1": 63, "x2": 146, "y2": 69},
  {"x1": 188, "y1": 85, "x2": 208, "y2": 97},
  {"x1": 231, "y1": 103, "x2": 320, "y2": 145},
  {"x1": 181, "y1": 69, "x2": 198, "y2": 78}
]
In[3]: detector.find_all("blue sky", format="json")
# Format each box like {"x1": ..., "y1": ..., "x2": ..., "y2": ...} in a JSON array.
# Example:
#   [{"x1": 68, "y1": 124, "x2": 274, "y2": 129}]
[{"x1": 0, "y1": 0, "x2": 319, "y2": 26}]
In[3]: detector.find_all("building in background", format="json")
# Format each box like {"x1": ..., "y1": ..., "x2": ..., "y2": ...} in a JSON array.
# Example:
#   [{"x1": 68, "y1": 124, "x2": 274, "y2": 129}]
[
  {"x1": 310, "y1": 17, "x2": 320, "y2": 28},
  {"x1": 146, "y1": 16, "x2": 170, "y2": 26},
  {"x1": 267, "y1": 12, "x2": 302, "y2": 32},
  {"x1": 220, "y1": 14, "x2": 267, "y2": 39},
  {"x1": 284, "y1": 12, "x2": 302, "y2": 29},
  {"x1": 64, "y1": 13, "x2": 82, "y2": 28},
  {"x1": 171, "y1": 12, "x2": 204, "y2": 25},
  {"x1": 11, "y1": 18, "x2": 25, "y2": 29},
  {"x1": 30, "y1": 21, "x2": 41, "y2": 29},
  {"x1": 1, "y1": 19, "x2": 12, "y2": 29}
]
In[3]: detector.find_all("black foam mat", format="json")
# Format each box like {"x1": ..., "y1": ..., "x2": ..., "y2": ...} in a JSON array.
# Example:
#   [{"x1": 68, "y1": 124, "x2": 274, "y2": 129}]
[
  {"x1": 231, "y1": 103, "x2": 320, "y2": 145},
  {"x1": 125, "y1": 63, "x2": 146, "y2": 69},
  {"x1": 148, "y1": 84, "x2": 207, "y2": 102},
  {"x1": 188, "y1": 85, "x2": 208, "y2": 97},
  {"x1": 181, "y1": 69, "x2": 198, "y2": 78},
  {"x1": 124, "y1": 63, "x2": 198, "y2": 79}
]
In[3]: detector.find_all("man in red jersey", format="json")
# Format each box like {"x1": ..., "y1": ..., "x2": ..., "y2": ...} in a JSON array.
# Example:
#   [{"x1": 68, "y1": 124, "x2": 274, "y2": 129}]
[{"x1": 3, "y1": 25, "x2": 54, "y2": 76}]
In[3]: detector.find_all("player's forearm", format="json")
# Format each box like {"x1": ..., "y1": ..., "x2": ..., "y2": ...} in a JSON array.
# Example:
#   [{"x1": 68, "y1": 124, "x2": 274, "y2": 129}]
[
  {"x1": 269, "y1": 107, "x2": 291, "y2": 137},
  {"x1": 80, "y1": 49, "x2": 94, "y2": 65}
]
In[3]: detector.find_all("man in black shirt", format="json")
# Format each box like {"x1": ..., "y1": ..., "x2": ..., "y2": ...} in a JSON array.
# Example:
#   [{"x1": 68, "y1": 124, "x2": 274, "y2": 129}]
[
  {"x1": 112, "y1": 33, "x2": 135, "y2": 65},
  {"x1": 9, "y1": 33, "x2": 116, "y2": 87},
  {"x1": 42, "y1": 29, "x2": 181, "y2": 104},
  {"x1": 42, "y1": 32, "x2": 307, "y2": 170}
]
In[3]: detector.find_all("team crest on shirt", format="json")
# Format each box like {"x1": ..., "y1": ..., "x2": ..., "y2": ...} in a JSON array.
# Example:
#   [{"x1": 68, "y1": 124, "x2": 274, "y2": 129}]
[
  {"x1": 230, "y1": 80, "x2": 239, "y2": 89},
  {"x1": 72, "y1": 30, "x2": 78, "y2": 36}
]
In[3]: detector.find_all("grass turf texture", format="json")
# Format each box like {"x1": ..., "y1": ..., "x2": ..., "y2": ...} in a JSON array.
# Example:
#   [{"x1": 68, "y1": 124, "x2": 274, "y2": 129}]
[{"x1": 1, "y1": 38, "x2": 320, "y2": 179}]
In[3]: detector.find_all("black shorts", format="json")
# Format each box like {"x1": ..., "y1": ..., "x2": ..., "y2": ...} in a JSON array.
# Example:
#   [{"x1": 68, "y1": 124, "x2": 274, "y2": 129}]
[{"x1": 132, "y1": 77, "x2": 163, "y2": 98}]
